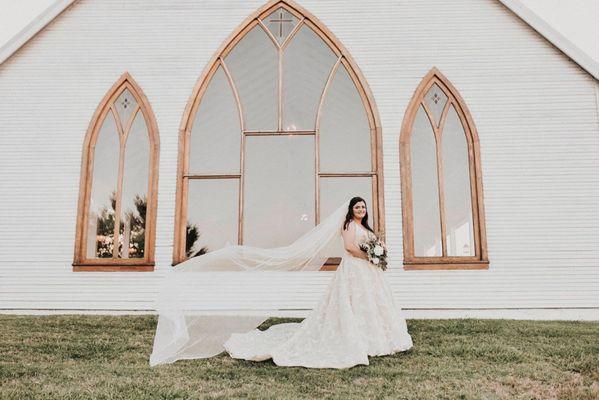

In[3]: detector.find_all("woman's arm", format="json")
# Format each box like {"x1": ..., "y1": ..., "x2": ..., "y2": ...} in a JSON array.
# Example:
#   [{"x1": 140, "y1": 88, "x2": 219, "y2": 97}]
[{"x1": 342, "y1": 222, "x2": 369, "y2": 261}]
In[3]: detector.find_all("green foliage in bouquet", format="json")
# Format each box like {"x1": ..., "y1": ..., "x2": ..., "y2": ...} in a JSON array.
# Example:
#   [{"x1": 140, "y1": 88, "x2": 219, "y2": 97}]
[{"x1": 359, "y1": 234, "x2": 388, "y2": 271}]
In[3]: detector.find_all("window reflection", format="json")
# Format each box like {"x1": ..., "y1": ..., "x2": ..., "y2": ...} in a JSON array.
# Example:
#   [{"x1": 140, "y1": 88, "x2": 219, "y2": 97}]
[
  {"x1": 402, "y1": 72, "x2": 485, "y2": 263},
  {"x1": 411, "y1": 106, "x2": 442, "y2": 257},
  {"x1": 180, "y1": 4, "x2": 380, "y2": 264},
  {"x1": 84, "y1": 87, "x2": 152, "y2": 261}
]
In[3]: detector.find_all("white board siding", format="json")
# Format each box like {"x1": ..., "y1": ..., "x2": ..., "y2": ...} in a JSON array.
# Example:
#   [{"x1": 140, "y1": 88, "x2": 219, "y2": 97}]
[{"x1": 0, "y1": 0, "x2": 598, "y2": 316}]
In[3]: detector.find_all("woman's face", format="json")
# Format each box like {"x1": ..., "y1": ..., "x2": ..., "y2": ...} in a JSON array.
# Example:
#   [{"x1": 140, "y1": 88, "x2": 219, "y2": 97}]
[{"x1": 352, "y1": 201, "x2": 367, "y2": 219}]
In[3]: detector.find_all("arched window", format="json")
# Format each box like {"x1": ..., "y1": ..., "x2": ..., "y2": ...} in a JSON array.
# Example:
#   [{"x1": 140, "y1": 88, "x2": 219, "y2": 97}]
[
  {"x1": 173, "y1": 0, "x2": 384, "y2": 268},
  {"x1": 400, "y1": 68, "x2": 488, "y2": 270},
  {"x1": 73, "y1": 73, "x2": 159, "y2": 271}
]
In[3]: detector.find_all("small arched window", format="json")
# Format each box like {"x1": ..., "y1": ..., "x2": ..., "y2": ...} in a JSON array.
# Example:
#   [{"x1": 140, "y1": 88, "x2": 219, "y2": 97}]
[
  {"x1": 173, "y1": 0, "x2": 384, "y2": 269},
  {"x1": 73, "y1": 73, "x2": 159, "y2": 271},
  {"x1": 400, "y1": 68, "x2": 488, "y2": 270}
]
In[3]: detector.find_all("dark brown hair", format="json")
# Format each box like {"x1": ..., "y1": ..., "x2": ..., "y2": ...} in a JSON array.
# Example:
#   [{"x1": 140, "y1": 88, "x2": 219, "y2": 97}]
[{"x1": 343, "y1": 196, "x2": 374, "y2": 233}]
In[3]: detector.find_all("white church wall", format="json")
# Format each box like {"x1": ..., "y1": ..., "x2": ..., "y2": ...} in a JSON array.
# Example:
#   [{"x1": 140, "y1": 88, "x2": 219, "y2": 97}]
[{"x1": 0, "y1": 0, "x2": 598, "y2": 317}]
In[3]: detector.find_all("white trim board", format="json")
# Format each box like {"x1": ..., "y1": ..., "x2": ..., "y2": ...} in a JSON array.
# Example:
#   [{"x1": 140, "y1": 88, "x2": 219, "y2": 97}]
[
  {"x1": 497, "y1": 0, "x2": 599, "y2": 81},
  {"x1": 0, "y1": 0, "x2": 597, "y2": 82},
  {"x1": 0, "y1": 0, "x2": 76, "y2": 65},
  {"x1": 2, "y1": 308, "x2": 598, "y2": 321}
]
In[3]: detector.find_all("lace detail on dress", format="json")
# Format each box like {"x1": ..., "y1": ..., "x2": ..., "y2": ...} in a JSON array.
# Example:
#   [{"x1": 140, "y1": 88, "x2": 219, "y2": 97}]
[{"x1": 223, "y1": 219, "x2": 413, "y2": 369}]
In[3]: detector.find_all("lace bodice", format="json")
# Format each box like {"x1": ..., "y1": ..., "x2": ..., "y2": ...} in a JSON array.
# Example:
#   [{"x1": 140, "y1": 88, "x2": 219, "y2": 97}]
[
  {"x1": 352, "y1": 221, "x2": 374, "y2": 242},
  {"x1": 344, "y1": 221, "x2": 375, "y2": 260}
]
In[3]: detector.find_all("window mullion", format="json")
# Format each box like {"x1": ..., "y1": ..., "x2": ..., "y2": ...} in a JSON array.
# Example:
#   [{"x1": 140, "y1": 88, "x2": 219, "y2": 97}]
[
  {"x1": 429, "y1": 102, "x2": 447, "y2": 258},
  {"x1": 111, "y1": 105, "x2": 127, "y2": 259},
  {"x1": 219, "y1": 56, "x2": 245, "y2": 246},
  {"x1": 122, "y1": 105, "x2": 141, "y2": 143},
  {"x1": 280, "y1": 18, "x2": 305, "y2": 50},
  {"x1": 315, "y1": 56, "x2": 342, "y2": 130},
  {"x1": 315, "y1": 122, "x2": 320, "y2": 225},
  {"x1": 461, "y1": 106, "x2": 482, "y2": 258},
  {"x1": 314, "y1": 56, "x2": 342, "y2": 226},
  {"x1": 239, "y1": 134, "x2": 245, "y2": 245},
  {"x1": 278, "y1": 43, "x2": 283, "y2": 131},
  {"x1": 220, "y1": 58, "x2": 244, "y2": 132},
  {"x1": 176, "y1": 5, "x2": 381, "y2": 265},
  {"x1": 437, "y1": 97, "x2": 454, "y2": 258}
]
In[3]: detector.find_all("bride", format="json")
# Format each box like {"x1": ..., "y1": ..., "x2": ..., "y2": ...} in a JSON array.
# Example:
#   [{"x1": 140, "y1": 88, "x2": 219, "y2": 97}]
[{"x1": 149, "y1": 196, "x2": 413, "y2": 369}]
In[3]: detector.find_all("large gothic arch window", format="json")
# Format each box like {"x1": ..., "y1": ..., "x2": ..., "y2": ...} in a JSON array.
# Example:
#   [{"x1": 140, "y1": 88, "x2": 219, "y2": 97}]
[
  {"x1": 400, "y1": 68, "x2": 488, "y2": 270},
  {"x1": 73, "y1": 73, "x2": 160, "y2": 271},
  {"x1": 173, "y1": 0, "x2": 384, "y2": 267}
]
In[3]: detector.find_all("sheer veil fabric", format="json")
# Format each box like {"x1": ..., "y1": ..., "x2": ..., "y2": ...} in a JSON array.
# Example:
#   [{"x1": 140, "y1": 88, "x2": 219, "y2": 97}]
[{"x1": 149, "y1": 197, "x2": 353, "y2": 366}]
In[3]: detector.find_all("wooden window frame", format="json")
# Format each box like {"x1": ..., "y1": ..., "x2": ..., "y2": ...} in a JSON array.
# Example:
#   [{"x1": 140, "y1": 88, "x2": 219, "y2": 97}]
[
  {"x1": 172, "y1": 0, "x2": 385, "y2": 269},
  {"x1": 399, "y1": 67, "x2": 489, "y2": 270},
  {"x1": 73, "y1": 72, "x2": 160, "y2": 272}
]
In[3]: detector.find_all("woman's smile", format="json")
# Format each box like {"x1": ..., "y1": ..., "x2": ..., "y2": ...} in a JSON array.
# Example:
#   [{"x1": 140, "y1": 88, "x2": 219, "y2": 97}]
[{"x1": 353, "y1": 202, "x2": 367, "y2": 218}]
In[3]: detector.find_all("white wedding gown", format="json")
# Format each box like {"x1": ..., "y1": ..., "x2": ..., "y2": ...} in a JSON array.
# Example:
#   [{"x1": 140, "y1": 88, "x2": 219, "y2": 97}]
[{"x1": 222, "y1": 220, "x2": 414, "y2": 369}]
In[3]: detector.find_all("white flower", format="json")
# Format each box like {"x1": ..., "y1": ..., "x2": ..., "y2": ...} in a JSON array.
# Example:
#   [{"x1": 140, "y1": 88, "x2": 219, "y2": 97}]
[
  {"x1": 372, "y1": 257, "x2": 380, "y2": 265},
  {"x1": 373, "y1": 245, "x2": 384, "y2": 256}
]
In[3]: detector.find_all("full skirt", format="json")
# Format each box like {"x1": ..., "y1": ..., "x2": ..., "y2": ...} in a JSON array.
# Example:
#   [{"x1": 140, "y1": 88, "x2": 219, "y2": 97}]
[{"x1": 223, "y1": 254, "x2": 413, "y2": 369}]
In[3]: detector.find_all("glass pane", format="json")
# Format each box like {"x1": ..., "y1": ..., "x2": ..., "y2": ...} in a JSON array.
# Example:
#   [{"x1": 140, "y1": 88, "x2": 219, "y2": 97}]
[
  {"x1": 87, "y1": 111, "x2": 120, "y2": 258},
  {"x1": 261, "y1": 7, "x2": 299, "y2": 45},
  {"x1": 282, "y1": 25, "x2": 337, "y2": 131},
  {"x1": 189, "y1": 66, "x2": 241, "y2": 174},
  {"x1": 187, "y1": 179, "x2": 239, "y2": 257},
  {"x1": 441, "y1": 104, "x2": 475, "y2": 256},
  {"x1": 320, "y1": 177, "x2": 373, "y2": 257},
  {"x1": 319, "y1": 64, "x2": 371, "y2": 172},
  {"x1": 411, "y1": 106, "x2": 442, "y2": 257},
  {"x1": 120, "y1": 110, "x2": 150, "y2": 259},
  {"x1": 243, "y1": 135, "x2": 315, "y2": 247},
  {"x1": 225, "y1": 24, "x2": 278, "y2": 131},
  {"x1": 114, "y1": 88, "x2": 138, "y2": 130},
  {"x1": 424, "y1": 83, "x2": 448, "y2": 128}
]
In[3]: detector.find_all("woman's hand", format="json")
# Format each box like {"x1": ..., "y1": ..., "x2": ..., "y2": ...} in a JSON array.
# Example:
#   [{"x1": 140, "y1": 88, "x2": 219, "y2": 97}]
[
  {"x1": 356, "y1": 249, "x2": 369, "y2": 261},
  {"x1": 347, "y1": 247, "x2": 369, "y2": 261},
  {"x1": 347, "y1": 247, "x2": 369, "y2": 260}
]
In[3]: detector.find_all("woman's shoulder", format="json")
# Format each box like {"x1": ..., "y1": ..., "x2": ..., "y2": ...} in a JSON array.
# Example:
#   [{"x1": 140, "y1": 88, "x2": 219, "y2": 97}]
[{"x1": 343, "y1": 219, "x2": 355, "y2": 231}]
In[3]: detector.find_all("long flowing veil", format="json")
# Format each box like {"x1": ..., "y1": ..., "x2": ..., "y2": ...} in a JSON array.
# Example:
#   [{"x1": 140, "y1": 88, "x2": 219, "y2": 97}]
[{"x1": 149, "y1": 197, "x2": 351, "y2": 366}]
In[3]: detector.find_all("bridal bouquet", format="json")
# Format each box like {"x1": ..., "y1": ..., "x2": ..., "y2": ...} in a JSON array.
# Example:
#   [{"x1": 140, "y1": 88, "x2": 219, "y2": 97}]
[{"x1": 359, "y1": 236, "x2": 388, "y2": 271}]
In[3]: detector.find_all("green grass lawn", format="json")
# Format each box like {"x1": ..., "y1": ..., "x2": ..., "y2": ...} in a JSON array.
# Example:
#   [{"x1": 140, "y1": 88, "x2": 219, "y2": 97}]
[{"x1": 0, "y1": 315, "x2": 597, "y2": 399}]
